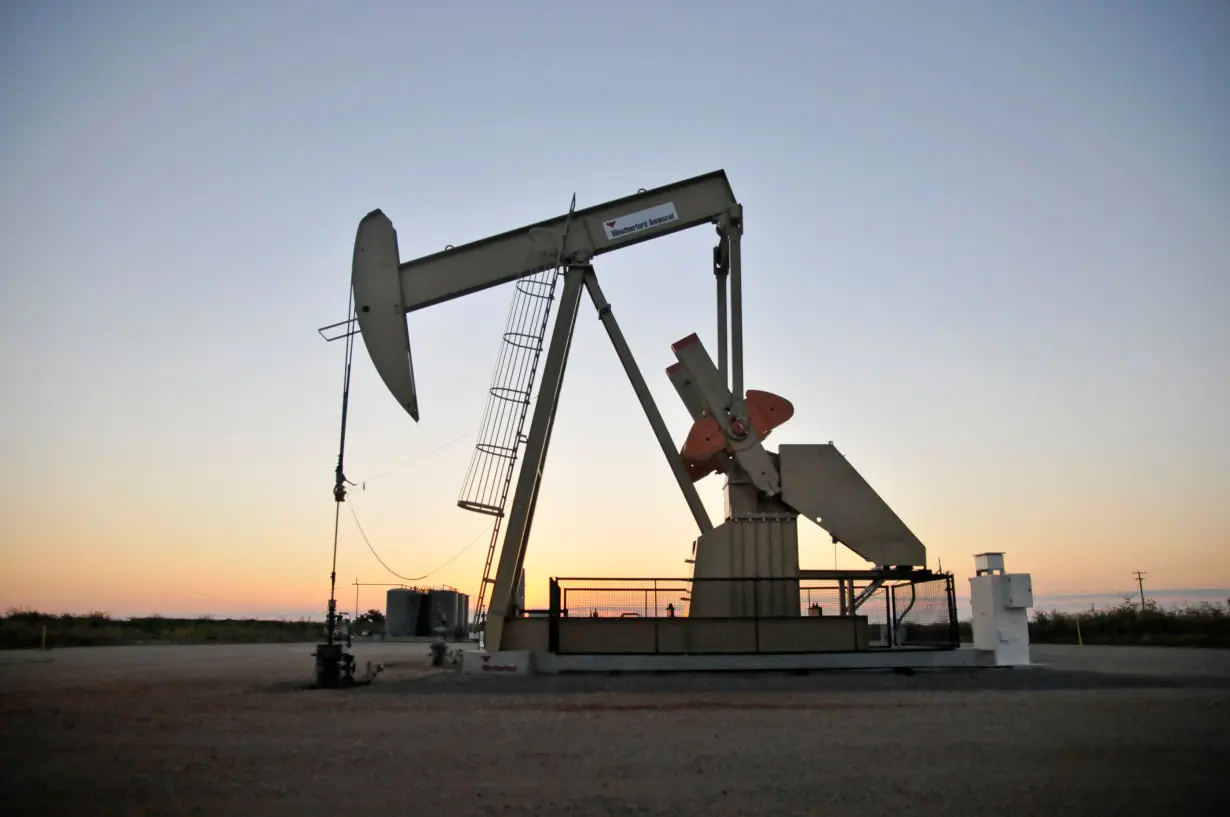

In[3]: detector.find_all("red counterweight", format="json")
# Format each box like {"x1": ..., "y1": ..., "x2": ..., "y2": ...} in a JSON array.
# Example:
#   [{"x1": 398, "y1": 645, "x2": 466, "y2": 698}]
[{"x1": 679, "y1": 389, "x2": 794, "y2": 481}]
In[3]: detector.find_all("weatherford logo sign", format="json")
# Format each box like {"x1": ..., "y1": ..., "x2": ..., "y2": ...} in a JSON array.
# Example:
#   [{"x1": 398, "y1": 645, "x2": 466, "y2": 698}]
[
  {"x1": 463, "y1": 649, "x2": 530, "y2": 675},
  {"x1": 480, "y1": 654, "x2": 521, "y2": 673},
  {"x1": 602, "y1": 201, "x2": 679, "y2": 240}
]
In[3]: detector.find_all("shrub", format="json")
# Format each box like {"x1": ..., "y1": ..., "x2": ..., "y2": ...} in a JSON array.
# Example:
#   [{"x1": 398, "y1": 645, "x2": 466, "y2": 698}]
[
  {"x1": 0, "y1": 611, "x2": 324, "y2": 650},
  {"x1": 1027, "y1": 597, "x2": 1230, "y2": 648}
]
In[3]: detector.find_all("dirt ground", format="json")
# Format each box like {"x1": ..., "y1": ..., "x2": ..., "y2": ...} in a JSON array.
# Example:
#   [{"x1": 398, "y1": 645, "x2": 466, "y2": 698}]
[{"x1": 2, "y1": 642, "x2": 1228, "y2": 816}]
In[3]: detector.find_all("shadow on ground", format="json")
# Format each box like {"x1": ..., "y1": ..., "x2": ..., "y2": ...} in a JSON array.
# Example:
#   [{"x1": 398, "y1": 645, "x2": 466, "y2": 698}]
[{"x1": 354, "y1": 665, "x2": 1230, "y2": 697}]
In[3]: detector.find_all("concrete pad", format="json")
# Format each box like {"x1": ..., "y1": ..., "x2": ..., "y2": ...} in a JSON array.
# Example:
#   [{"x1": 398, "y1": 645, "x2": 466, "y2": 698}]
[{"x1": 534, "y1": 647, "x2": 995, "y2": 674}]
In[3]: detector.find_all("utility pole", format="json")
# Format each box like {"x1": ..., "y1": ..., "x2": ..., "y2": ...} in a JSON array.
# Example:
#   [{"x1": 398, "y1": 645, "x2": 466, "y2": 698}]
[{"x1": 1132, "y1": 570, "x2": 1147, "y2": 606}]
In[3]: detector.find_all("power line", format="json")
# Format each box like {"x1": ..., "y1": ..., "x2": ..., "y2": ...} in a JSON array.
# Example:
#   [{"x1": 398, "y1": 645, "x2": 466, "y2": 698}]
[
  {"x1": 1132, "y1": 570, "x2": 1147, "y2": 606},
  {"x1": 347, "y1": 502, "x2": 492, "y2": 583}
]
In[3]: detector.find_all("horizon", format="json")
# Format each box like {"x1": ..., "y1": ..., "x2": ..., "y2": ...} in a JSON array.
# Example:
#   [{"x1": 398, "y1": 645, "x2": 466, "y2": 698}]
[
  {"x1": 9, "y1": 587, "x2": 1228, "y2": 624},
  {"x1": 2, "y1": 2, "x2": 1227, "y2": 618}
]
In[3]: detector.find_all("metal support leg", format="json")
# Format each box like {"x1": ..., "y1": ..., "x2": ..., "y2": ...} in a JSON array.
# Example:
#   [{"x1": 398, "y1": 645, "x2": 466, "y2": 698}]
[
  {"x1": 582, "y1": 269, "x2": 713, "y2": 534},
  {"x1": 852, "y1": 579, "x2": 885, "y2": 612},
  {"x1": 727, "y1": 205, "x2": 744, "y2": 401},
  {"x1": 714, "y1": 236, "x2": 729, "y2": 389},
  {"x1": 484, "y1": 265, "x2": 586, "y2": 652}
]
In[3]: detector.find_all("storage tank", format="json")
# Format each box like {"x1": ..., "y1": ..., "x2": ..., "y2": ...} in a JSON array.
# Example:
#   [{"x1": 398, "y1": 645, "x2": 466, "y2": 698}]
[
  {"x1": 386, "y1": 588, "x2": 424, "y2": 637},
  {"x1": 427, "y1": 589, "x2": 461, "y2": 636},
  {"x1": 457, "y1": 593, "x2": 470, "y2": 637}
]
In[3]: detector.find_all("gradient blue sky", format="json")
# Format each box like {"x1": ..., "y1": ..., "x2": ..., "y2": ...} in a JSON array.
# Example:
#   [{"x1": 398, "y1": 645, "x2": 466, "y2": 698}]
[{"x1": 2, "y1": 1, "x2": 1227, "y2": 618}]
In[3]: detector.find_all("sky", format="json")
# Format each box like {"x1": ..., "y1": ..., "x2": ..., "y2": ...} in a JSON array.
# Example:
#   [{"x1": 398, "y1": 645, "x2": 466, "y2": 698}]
[{"x1": 1, "y1": 1, "x2": 1227, "y2": 619}]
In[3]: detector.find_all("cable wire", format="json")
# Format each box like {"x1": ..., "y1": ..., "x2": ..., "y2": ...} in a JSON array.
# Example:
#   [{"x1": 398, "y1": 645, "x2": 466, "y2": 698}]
[
  {"x1": 351, "y1": 428, "x2": 478, "y2": 486},
  {"x1": 348, "y1": 502, "x2": 492, "y2": 583}
]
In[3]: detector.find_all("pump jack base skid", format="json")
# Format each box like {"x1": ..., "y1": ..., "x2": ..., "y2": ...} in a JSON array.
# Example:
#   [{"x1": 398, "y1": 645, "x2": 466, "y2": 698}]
[{"x1": 522, "y1": 647, "x2": 998, "y2": 675}]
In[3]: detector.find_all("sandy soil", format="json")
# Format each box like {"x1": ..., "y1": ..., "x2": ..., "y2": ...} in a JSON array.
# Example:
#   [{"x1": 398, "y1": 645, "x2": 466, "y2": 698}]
[{"x1": 2, "y1": 642, "x2": 1228, "y2": 816}]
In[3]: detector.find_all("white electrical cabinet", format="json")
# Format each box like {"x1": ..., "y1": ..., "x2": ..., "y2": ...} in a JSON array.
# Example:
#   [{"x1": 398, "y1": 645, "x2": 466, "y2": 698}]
[
  {"x1": 1005, "y1": 574, "x2": 1034, "y2": 609},
  {"x1": 974, "y1": 552, "x2": 1006, "y2": 574},
  {"x1": 969, "y1": 553, "x2": 1034, "y2": 666}
]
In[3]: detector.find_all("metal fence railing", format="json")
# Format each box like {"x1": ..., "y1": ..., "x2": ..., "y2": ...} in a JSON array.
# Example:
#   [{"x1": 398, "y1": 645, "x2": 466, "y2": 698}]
[
  {"x1": 546, "y1": 574, "x2": 958, "y2": 655},
  {"x1": 891, "y1": 574, "x2": 959, "y2": 648}
]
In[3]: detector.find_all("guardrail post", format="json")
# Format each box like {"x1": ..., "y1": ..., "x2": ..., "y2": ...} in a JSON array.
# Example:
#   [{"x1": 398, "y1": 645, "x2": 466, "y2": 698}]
[
  {"x1": 548, "y1": 577, "x2": 560, "y2": 653},
  {"x1": 889, "y1": 585, "x2": 897, "y2": 648},
  {"x1": 946, "y1": 575, "x2": 959, "y2": 648},
  {"x1": 653, "y1": 579, "x2": 660, "y2": 655}
]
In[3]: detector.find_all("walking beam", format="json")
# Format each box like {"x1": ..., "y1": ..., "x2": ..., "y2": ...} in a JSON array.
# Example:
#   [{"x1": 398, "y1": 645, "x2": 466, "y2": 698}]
[{"x1": 349, "y1": 171, "x2": 739, "y2": 422}]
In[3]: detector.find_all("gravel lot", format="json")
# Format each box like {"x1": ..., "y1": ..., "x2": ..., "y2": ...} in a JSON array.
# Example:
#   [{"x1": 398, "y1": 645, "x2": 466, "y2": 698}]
[{"x1": 2, "y1": 642, "x2": 1228, "y2": 816}]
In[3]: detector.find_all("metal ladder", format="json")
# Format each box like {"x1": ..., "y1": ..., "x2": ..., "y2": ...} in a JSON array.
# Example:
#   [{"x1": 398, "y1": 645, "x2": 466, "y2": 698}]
[{"x1": 458, "y1": 199, "x2": 575, "y2": 631}]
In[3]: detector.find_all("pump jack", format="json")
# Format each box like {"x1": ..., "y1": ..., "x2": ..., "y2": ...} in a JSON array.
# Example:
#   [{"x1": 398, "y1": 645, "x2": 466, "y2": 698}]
[{"x1": 340, "y1": 170, "x2": 930, "y2": 654}]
